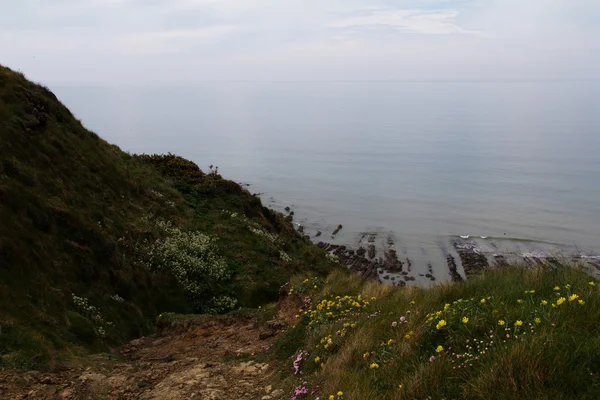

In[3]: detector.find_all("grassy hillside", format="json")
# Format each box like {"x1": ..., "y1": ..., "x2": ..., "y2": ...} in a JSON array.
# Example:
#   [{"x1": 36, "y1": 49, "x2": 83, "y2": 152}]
[
  {"x1": 0, "y1": 65, "x2": 334, "y2": 369},
  {"x1": 271, "y1": 264, "x2": 600, "y2": 399}
]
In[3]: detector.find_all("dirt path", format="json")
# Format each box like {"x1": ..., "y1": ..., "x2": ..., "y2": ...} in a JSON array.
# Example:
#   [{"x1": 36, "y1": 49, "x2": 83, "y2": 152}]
[{"x1": 0, "y1": 309, "x2": 297, "y2": 400}]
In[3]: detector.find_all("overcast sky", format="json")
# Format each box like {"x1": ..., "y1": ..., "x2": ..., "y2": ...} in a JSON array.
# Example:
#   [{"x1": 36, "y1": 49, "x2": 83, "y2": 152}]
[{"x1": 1, "y1": 0, "x2": 599, "y2": 83}]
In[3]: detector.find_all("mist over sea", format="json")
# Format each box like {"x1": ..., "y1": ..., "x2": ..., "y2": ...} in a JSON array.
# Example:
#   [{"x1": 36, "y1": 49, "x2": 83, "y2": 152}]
[{"x1": 54, "y1": 80, "x2": 600, "y2": 283}]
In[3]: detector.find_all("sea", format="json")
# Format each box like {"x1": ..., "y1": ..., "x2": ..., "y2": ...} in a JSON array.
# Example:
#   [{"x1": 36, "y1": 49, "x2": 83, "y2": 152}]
[{"x1": 53, "y1": 80, "x2": 600, "y2": 284}]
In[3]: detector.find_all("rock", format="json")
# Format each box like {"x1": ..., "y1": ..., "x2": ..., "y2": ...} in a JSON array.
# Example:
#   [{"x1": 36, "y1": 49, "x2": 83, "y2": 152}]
[
  {"x1": 265, "y1": 385, "x2": 273, "y2": 394},
  {"x1": 266, "y1": 320, "x2": 286, "y2": 330},
  {"x1": 356, "y1": 247, "x2": 366, "y2": 257},
  {"x1": 289, "y1": 211, "x2": 294, "y2": 216},
  {"x1": 297, "y1": 225, "x2": 304, "y2": 233},
  {"x1": 315, "y1": 231, "x2": 322, "y2": 237},
  {"x1": 332, "y1": 224, "x2": 343, "y2": 235},
  {"x1": 367, "y1": 245, "x2": 376, "y2": 259},
  {"x1": 447, "y1": 255, "x2": 464, "y2": 282},
  {"x1": 271, "y1": 389, "x2": 285, "y2": 398},
  {"x1": 59, "y1": 388, "x2": 74, "y2": 399},
  {"x1": 286, "y1": 215, "x2": 293, "y2": 222},
  {"x1": 284, "y1": 207, "x2": 290, "y2": 212},
  {"x1": 259, "y1": 330, "x2": 276, "y2": 340}
]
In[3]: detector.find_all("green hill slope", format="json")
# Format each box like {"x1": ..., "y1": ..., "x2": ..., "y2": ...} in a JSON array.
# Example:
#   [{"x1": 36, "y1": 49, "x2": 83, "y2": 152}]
[{"x1": 0, "y1": 66, "x2": 333, "y2": 369}]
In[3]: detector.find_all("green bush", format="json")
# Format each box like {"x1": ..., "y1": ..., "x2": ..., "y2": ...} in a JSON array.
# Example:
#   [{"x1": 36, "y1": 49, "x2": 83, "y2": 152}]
[
  {"x1": 67, "y1": 311, "x2": 97, "y2": 344},
  {"x1": 145, "y1": 220, "x2": 236, "y2": 313}
]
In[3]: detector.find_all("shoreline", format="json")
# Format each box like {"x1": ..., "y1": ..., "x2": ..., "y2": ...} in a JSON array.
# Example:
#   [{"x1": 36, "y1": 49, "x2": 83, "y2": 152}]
[{"x1": 278, "y1": 204, "x2": 600, "y2": 284}]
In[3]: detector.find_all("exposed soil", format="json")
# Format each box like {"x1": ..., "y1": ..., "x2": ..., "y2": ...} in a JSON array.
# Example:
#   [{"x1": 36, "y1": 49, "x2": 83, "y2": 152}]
[{"x1": 0, "y1": 300, "x2": 302, "y2": 400}]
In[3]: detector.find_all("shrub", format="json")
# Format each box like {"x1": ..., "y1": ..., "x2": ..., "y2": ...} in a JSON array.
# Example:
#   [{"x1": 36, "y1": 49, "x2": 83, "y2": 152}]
[
  {"x1": 146, "y1": 220, "x2": 236, "y2": 313},
  {"x1": 67, "y1": 311, "x2": 97, "y2": 344}
]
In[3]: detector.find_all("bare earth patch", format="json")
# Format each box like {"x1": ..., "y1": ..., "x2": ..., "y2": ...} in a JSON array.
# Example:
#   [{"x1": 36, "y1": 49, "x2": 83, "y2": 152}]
[{"x1": 0, "y1": 313, "x2": 293, "y2": 400}]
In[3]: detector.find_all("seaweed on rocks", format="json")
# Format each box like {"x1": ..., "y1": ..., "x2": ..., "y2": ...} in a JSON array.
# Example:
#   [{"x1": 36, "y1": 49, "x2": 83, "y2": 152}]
[{"x1": 447, "y1": 255, "x2": 464, "y2": 282}]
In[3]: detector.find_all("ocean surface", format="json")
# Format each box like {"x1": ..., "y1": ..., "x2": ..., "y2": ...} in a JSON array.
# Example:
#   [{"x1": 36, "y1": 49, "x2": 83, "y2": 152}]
[{"x1": 53, "y1": 80, "x2": 600, "y2": 283}]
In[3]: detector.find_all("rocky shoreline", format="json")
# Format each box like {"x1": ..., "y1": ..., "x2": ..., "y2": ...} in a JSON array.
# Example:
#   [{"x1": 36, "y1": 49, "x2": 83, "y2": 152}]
[{"x1": 282, "y1": 206, "x2": 600, "y2": 285}]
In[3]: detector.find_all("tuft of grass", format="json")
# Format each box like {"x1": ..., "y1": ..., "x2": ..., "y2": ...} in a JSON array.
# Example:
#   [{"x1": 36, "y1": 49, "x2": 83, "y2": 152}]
[{"x1": 271, "y1": 264, "x2": 600, "y2": 400}]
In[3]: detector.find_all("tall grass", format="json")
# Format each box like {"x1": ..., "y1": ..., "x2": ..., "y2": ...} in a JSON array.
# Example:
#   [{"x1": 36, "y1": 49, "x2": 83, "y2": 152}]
[{"x1": 273, "y1": 264, "x2": 600, "y2": 399}]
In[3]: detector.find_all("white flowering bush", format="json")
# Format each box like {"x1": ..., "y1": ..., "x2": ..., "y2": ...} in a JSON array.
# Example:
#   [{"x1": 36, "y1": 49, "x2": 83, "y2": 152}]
[
  {"x1": 110, "y1": 294, "x2": 125, "y2": 303},
  {"x1": 326, "y1": 253, "x2": 341, "y2": 264},
  {"x1": 223, "y1": 210, "x2": 282, "y2": 245},
  {"x1": 71, "y1": 294, "x2": 111, "y2": 338},
  {"x1": 146, "y1": 220, "x2": 236, "y2": 313},
  {"x1": 280, "y1": 250, "x2": 292, "y2": 263}
]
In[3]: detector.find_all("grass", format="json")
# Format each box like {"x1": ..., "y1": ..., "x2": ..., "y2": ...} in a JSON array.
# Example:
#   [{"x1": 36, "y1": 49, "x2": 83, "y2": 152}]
[
  {"x1": 271, "y1": 264, "x2": 600, "y2": 399},
  {"x1": 0, "y1": 65, "x2": 336, "y2": 370}
]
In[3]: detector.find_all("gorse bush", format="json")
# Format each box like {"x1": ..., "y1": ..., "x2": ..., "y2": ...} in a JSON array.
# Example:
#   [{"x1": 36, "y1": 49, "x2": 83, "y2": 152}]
[{"x1": 145, "y1": 219, "x2": 236, "y2": 313}]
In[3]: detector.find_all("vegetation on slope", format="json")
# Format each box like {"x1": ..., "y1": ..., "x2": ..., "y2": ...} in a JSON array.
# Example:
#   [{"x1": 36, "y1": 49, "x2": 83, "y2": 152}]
[
  {"x1": 272, "y1": 264, "x2": 600, "y2": 399},
  {"x1": 0, "y1": 66, "x2": 334, "y2": 370}
]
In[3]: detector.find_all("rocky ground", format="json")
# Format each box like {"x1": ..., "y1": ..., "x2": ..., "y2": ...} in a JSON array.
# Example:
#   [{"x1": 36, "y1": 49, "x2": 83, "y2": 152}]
[{"x1": 0, "y1": 298, "x2": 302, "y2": 400}]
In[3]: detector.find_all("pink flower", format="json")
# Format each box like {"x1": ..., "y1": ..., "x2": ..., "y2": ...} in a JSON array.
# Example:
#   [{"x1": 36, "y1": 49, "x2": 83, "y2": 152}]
[
  {"x1": 400, "y1": 316, "x2": 407, "y2": 323},
  {"x1": 391, "y1": 321, "x2": 398, "y2": 327},
  {"x1": 429, "y1": 356, "x2": 436, "y2": 362}
]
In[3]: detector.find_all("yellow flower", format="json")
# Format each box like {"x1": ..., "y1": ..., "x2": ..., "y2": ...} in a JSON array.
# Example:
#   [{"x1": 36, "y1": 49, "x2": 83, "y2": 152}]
[
  {"x1": 541, "y1": 300, "x2": 548, "y2": 305},
  {"x1": 363, "y1": 352, "x2": 370, "y2": 359},
  {"x1": 436, "y1": 345, "x2": 444, "y2": 353},
  {"x1": 554, "y1": 286, "x2": 560, "y2": 291},
  {"x1": 578, "y1": 299, "x2": 585, "y2": 305},
  {"x1": 387, "y1": 339, "x2": 394, "y2": 345},
  {"x1": 398, "y1": 384, "x2": 404, "y2": 390},
  {"x1": 569, "y1": 294, "x2": 579, "y2": 302},
  {"x1": 314, "y1": 356, "x2": 321, "y2": 363},
  {"x1": 444, "y1": 303, "x2": 451, "y2": 310},
  {"x1": 321, "y1": 362, "x2": 325, "y2": 369},
  {"x1": 329, "y1": 396, "x2": 335, "y2": 400},
  {"x1": 369, "y1": 363, "x2": 380, "y2": 369},
  {"x1": 589, "y1": 281, "x2": 596, "y2": 286},
  {"x1": 515, "y1": 320, "x2": 523, "y2": 327},
  {"x1": 314, "y1": 285, "x2": 318, "y2": 289},
  {"x1": 436, "y1": 320, "x2": 447, "y2": 330},
  {"x1": 498, "y1": 320, "x2": 505, "y2": 326},
  {"x1": 517, "y1": 299, "x2": 523, "y2": 304},
  {"x1": 410, "y1": 300, "x2": 416, "y2": 305},
  {"x1": 480, "y1": 298, "x2": 486, "y2": 304},
  {"x1": 462, "y1": 316, "x2": 469, "y2": 324},
  {"x1": 535, "y1": 317, "x2": 541, "y2": 324},
  {"x1": 337, "y1": 391, "x2": 343, "y2": 396},
  {"x1": 556, "y1": 297, "x2": 566, "y2": 306}
]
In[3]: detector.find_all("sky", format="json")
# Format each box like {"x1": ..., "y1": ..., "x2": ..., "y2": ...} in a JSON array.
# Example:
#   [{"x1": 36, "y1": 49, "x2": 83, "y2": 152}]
[{"x1": 1, "y1": 0, "x2": 599, "y2": 83}]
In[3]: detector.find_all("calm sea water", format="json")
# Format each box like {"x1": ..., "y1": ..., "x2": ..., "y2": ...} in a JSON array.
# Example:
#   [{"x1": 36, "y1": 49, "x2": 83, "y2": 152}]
[{"x1": 53, "y1": 81, "x2": 600, "y2": 281}]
